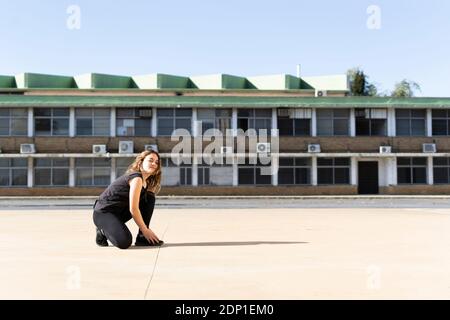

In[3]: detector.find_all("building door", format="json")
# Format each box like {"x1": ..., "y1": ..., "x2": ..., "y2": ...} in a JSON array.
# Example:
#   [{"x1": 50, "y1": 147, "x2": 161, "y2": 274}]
[{"x1": 358, "y1": 161, "x2": 379, "y2": 194}]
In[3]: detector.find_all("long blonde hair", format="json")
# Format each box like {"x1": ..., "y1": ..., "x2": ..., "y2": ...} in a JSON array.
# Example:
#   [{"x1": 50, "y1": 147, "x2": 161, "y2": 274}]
[{"x1": 125, "y1": 150, "x2": 162, "y2": 195}]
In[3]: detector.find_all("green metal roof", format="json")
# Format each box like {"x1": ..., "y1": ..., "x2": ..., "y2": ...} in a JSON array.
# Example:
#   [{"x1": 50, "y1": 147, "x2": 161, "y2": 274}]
[
  {"x1": 75, "y1": 73, "x2": 137, "y2": 89},
  {"x1": 247, "y1": 74, "x2": 314, "y2": 90},
  {"x1": 189, "y1": 74, "x2": 256, "y2": 89},
  {"x1": 15, "y1": 73, "x2": 77, "y2": 89},
  {"x1": 0, "y1": 95, "x2": 449, "y2": 108},
  {"x1": 0, "y1": 76, "x2": 16, "y2": 88},
  {"x1": 131, "y1": 74, "x2": 198, "y2": 89},
  {"x1": 0, "y1": 72, "x2": 347, "y2": 91}
]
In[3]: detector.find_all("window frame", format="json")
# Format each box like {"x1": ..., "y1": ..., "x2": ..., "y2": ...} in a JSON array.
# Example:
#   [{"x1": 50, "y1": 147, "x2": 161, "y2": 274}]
[
  {"x1": 278, "y1": 157, "x2": 312, "y2": 185},
  {"x1": 397, "y1": 157, "x2": 427, "y2": 184},
  {"x1": 75, "y1": 108, "x2": 111, "y2": 136},
  {"x1": 34, "y1": 108, "x2": 70, "y2": 136},
  {"x1": 0, "y1": 158, "x2": 28, "y2": 187},
  {"x1": 317, "y1": 157, "x2": 351, "y2": 185},
  {"x1": 0, "y1": 108, "x2": 28, "y2": 136},
  {"x1": 75, "y1": 158, "x2": 111, "y2": 186},
  {"x1": 34, "y1": 158, "x2": 70, "y2": 187},
  {"x1": 395, "y1": 109, "x2": 426, "y2": 136},
  {"x1": 316, "y1": 109, "x2": 350, "y2": 136},
  {"x1": 157, "y1": 108, "x2": 192, "y2": 136}
]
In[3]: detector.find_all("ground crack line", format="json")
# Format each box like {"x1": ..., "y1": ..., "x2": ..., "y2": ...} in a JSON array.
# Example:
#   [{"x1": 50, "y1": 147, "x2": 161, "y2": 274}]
[{"x1": 144, "y1": 221, "x2": 171, "y2": 299}]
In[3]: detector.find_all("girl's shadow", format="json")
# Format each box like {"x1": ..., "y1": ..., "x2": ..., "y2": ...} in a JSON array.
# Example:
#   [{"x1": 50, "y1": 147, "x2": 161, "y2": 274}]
[{"x1": 128, "y1": 241, "x2": 308, "y2": 249}]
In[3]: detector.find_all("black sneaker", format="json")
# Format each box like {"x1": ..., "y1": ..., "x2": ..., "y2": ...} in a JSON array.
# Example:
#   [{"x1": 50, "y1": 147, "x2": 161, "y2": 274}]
[
  {"x1": 96, "y1": 228, "x2": 108, "y2": 247},
  {"x1": 135, "y1": 234, "x2": 164, "y2": 247}
]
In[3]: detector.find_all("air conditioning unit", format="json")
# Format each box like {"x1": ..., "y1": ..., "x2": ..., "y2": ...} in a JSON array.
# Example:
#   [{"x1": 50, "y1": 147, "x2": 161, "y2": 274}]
[
  {"x1": 256, "y1": 143, "x2": 271, "y2": 153},
  {"x1": 380, "y1": 146, "x2": 392, "y2": 154},
  {"x1": 315, "y1": 90, "x2": 328, "y2": 97},
  {"x1": 93, "y1": 144, "x2": 107, "y2": 154},
  {"x1": 308, "y1": 144, "x2": 321, "y2": 153},
  {"x1": 119, "y1": 141, "x2": 134, "y2": 154},
  {"x1": 277, "y1": 109, "x2": 290, "y2": 117},
  {"x1": 144, "y1": 144, "x2": 158, "y2": 152},
  {"x1": 138, "y1": 109, "x2": 152, "y2": 118},
  {"x1": 20, "y1": 143, "x2": 36, "y2": 154},
  {"x1": 423, "y1": 143, "x2": 436, "y2": 153},
  {"x1": 220, "y1": 146, "x2": 233, "y2": 154}
]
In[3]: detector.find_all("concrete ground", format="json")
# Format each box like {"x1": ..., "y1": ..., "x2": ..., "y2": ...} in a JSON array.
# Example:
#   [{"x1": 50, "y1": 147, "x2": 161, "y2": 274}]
[{"x1": 0, "y1": 206, "x2": 449, "y2": 299}]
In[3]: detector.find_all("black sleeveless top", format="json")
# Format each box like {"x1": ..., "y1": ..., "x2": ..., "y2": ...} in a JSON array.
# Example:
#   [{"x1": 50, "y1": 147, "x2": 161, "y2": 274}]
[{"x1": 94, "y1": 172, "x2": 154, "y2": 214}]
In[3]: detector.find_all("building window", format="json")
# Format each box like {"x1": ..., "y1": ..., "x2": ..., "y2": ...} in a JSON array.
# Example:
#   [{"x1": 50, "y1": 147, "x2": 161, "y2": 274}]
[
  {"x1": 396, "y1": 109, "x2": 426, "y2": 136},
  {"x1": 197, "y1": 109, "x2": 231, "y2": 134},
  {"x1": 317, "y1": 109, "x2": 349, "y2": 136},
  {"x1": 75, "y1": 158, "x2": 111, "y2": 186},
  {"x1": 238, "y1": 158, "x2": 272, "y2": 185},
  {"x1": 433, "y1": 157, "x2": 450, "y2": 184},
  {"x1": 157, "y1": 108, "x2": 192, "y2": 136},
  {"x1": 277, "y1": 109, "x2": 311, "y2": 136},
  {"x1": 317, "y1": 157, "x2": 350, "y2": 185},
  {"x1": 0, "y1": 158, "x2": 28, "y2": 187},
  {"x1": 179, "y1": 165, "x2": 192, "y2": 185},
  {"x1": 237, "y1": 109, "x2": 272, "y2": 133},
  {"x1": 76, "y1": 108, "x2": 110, "y2": 136},
  {"x1": 161, "y1": 157, "x2": 192, "y2": 186},
  {"x1": 198, "y1": 157, "x2": 233, "y2": 186},
  {"x1": 198, "y1": 166, "x2": 210, "y2": 185},
  {"x1": 278, "y1": 158, "x2": 311, "y2": 185},
  {"x1": 0, "y1": 108, "x2": 28, "y2": 136},
  {"x1": 34, "y1": 108, "x2": 69, "y2": 136},
  {"x1": 116, "y1": 108, "x2": 152, "y2": 136},
  {"x1": 116, "y1": 158, "x2": 133, "y2": 178},
  {"x1": 432, "y1": 109, "x2": 450, "y2": 136},
  {"x1": 34, "y1": 158, "x2": 69, "y2": 186},
  {"x1": 355, "y1": 108, "x2": 387, "y2": 136},
  {"x1": 397, "y1": 157, "x2": 427, "y2": 184}
]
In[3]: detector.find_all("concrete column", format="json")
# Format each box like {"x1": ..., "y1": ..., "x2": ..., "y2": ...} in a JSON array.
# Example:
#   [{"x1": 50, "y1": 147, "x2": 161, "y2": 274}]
[
  {"x1": 427, "y1": 156, "x2": 433, "y2": 185},
  {"x1": 110, "y1": 107, "x2": 116, "y2": 137},
  {"x1": 192, "y1": 108, "x2": 198, "y2": 137},
  {"x1": 271, "y1": 155, "x2": 278, "y2": 186},
  {"x1": 232, "y1": 108, "x2": 238, "y2": 137},
  {"x1": 271, "y1": 108, "x2": 278, "y2": 137},
  {"x1": 27, "y1": 107, "x2": 33, "y2": 137},
  {"x1": 387, "y1": 108, "x2": 396, "y2": 137},
  {"x1": 426, "y1": 109, "x2": 433, "y2": 137},
  {"x1": 311, "y1": 156, "x2": 318, "y2": 185},
  {"x1": 349, "y1": 109, "x2": 356, "y2": 136},
  {"x1": 392, "y1": 157, "x2": 398, "y2": 185},
  {"x1": 385, "y1": 158, "x2": 392, "y2": 186},
  {"x1": 69, "y1": 158, "x2": 75, "y2": 187},
  {"x1": 350, "y1": 156, "x2": 358, "y2": 185},
  {"x1": 151, "y1": 107, "x2": 157, "y2": 137},
  {"x1": 27, "y1": 157, "x2": 33, "y2": 188},
  {"x1": 311, "y1": 108, "x2": 317, "y2": 136},
  {"x1": 232, "y1": 156, "x2": 238, "y2": 186},
  {"x1": 69, "y1": 107, "x2": 75, "y2": 137},
  {"x1": 378, "y1": 158, "x2": 386, "y2": 187},
  {"x1": 110, "y1": 157, "x2": 116, "y2": 183},
  {"x1": 386, "y1": 157, "x2": 398, "y2": 186},
  {"x1": 192, "y1": 154, "x2": 198, "y2": 186}
]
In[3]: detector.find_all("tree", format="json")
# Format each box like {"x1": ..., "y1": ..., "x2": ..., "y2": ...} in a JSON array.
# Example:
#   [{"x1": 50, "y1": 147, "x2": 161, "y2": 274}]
[
  {"x1": 347, "y1": 67, "x2": 378, "y2": 96},
  {"x1": 391, "y1": 79, "x2": 421, "y2": 97}
]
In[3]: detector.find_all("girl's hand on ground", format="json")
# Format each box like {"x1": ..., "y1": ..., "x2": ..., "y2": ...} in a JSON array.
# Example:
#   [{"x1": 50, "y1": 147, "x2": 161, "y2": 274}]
[{"x1": 142, "y1": 228, "x2": 160, "y2": 244}]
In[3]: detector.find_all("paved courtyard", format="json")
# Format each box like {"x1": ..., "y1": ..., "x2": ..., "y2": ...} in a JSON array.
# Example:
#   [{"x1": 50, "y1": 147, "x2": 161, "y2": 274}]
[{"x1": 0, "y1": 204, "x2": 449, "y2": 299}]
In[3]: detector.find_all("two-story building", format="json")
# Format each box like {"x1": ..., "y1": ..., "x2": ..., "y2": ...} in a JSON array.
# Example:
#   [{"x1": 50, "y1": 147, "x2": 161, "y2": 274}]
[{"x1": 1, "y1": 72, "x2": 450, "y2": 195}]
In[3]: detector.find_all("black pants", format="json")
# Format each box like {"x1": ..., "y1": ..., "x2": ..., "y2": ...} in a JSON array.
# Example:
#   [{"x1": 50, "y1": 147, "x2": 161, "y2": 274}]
[{"x1": 92, "y1": 198, "x2": 154, "y2": 249}]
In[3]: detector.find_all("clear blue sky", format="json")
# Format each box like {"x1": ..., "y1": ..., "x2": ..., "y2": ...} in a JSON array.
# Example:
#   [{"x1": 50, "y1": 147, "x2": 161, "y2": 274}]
[{"x1": 0, "y1": 0, "x2": 449, "y2": 96}]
